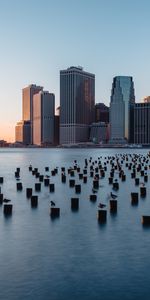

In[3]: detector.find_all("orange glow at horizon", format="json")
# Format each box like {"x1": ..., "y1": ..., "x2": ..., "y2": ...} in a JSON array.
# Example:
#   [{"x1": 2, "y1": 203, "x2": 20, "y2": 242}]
[{"x1": 0, "y1": 123, "x2": 15, "y2": 143}]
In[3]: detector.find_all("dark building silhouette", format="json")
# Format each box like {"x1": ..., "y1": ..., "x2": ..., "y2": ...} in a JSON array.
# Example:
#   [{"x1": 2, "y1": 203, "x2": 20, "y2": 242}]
[
  {"x1": 54, "y1": 116, "x2": 59, "y2": 145},
  {"x1": 95, "y1": 103, "x2": 109, "y2": 123},
  {"x1": 134, "y1": 102, "x2": 150, "y2": 145}
]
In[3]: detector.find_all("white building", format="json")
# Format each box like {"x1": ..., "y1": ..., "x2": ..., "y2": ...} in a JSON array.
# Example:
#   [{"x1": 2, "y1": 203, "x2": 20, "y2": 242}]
[{"x1": 33, "y1": 91, "x2": 55, "y2": 146}]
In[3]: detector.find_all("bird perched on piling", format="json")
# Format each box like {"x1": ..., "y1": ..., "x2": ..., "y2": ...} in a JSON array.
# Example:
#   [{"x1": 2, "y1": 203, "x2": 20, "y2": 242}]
[
  {"x1": 110, "y1": 192, "x2": 118, "y2": 199},
  {"x1": 92, "y1": 188, "x2": 98, "y2": 193},
  {"x1": 98, "y1": 203, "x2": 106, "y2": 208},
  {"x1": 140, "y1": 182, "x2": 145, "y2": 186},
  {"x1": 3, "y1": 199, "x2": 11, "y2": 203},
  {"x1": 50, "y1": 201, "x2": 55, "y2": 206}
]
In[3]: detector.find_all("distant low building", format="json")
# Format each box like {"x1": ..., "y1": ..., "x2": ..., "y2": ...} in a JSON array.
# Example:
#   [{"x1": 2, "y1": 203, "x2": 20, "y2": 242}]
[
  {"x1": 15, "y1": 120, "x2": 31, "y2": 144},
  {"x1": 142, "y1": 96, "x2": 150, "y2": 103},
  {"x1": 0, "y1": 140, "x2": 9, "y2": 147},
  {"x1": 90, "y1": 122, "x2": 110, "y2": 144}
]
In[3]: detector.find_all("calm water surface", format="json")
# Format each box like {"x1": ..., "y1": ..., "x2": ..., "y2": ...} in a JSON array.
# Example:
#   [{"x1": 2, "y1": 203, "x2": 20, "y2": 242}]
[{"x1": 0, "y1": 148, "x2": 150, "y2": 300}]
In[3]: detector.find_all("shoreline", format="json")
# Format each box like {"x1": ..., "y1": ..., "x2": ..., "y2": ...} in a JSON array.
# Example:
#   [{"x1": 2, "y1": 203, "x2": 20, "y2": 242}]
[{"x1": 0, "y1": 145, "x2": 150, "y2": 150}]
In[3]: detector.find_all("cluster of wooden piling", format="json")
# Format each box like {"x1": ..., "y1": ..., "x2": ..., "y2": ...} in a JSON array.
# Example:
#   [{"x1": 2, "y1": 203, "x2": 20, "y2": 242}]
[{"x1": 1, "y1": 152, "x2": 150, "y2": 225}]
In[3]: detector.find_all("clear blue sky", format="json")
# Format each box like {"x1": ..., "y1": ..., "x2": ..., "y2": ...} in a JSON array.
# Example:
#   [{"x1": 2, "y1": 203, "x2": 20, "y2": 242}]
[{"x1": 0, "y1": 0, "x2": 150, "y2": 141}]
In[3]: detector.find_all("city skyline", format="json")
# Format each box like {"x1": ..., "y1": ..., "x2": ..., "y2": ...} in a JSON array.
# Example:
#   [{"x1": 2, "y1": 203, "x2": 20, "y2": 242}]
[{"x1": 1, "y1": 0, "x2": 150, "y2": 141}]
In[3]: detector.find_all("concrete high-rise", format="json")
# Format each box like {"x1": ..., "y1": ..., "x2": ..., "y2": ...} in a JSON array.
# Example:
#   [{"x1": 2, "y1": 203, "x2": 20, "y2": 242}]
[
  {"x1": 60, "y1": 66, "x2": 95, "y2": 144},
  {"x1": 110, "y1": 76, "x2": 135, "y2": 144},
  {"x1": 33, "y1": 91, "x2": 55, "y2": 146},
  {"x1": 22, "y1": 84, "x2": 43, "y2": 143}
]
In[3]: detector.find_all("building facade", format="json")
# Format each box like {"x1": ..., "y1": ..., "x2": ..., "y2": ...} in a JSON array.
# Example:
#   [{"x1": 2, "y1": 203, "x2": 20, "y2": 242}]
[
  {"x1": 15, "y1": 120, "x2": 31, "y2": 144},
  {"x1": 110, "y1": 76, "x2": 135, "y2": 144},
  {"x1": 33, "y1": 91, "x2": 55, "y2": 146},
  {"x1": 90, "y1": 122, "x2": 110, "y2": 144},
  {"x1": 22, "y1": 84, "x2": 43, "y2": 143},
  {"x1": 54, "y1": 115, "x2": 59, "y2": 145},
  {"x1": 134, "y1": 102, "x2": 150, "y2": 145},
  {"x1": 95, "y1": 103, "x2": 109, "y2": 123},
  {"x1": 60, "y1": 66, "x2": 95, "y2": 144}
]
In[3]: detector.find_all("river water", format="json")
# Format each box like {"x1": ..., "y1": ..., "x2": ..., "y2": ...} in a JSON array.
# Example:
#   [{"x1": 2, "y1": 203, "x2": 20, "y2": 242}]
[{"x1": 0, "y1": 148, "x2": 150, "y2": 300}]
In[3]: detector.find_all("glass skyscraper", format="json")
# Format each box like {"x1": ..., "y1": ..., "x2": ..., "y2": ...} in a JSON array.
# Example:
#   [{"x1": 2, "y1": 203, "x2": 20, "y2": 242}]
[
  {"x1": 110, "y1": 76, "x2": 135, "y2": 143},
  {"x1": 60, "y1": 66, "x2": 95, "y2": 144}
]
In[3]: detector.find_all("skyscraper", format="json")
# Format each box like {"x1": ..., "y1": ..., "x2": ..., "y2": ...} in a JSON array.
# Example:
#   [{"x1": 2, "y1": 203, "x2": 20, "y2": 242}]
[
  {"x1": 33, "y1": 91, "x2": 55, "y2": 146},
  {"x1": 22, "y1": 84, "x2": 43, "y2": 143},
  {"x1": 134, "y1": 102, "x2": 150, "y2": 145},
  {"x1": 110, "y1": 76, "x2": 135, "y2": 143},
  {"x1": 60, "y1": 66, "x2": 95, "y2": 144}
]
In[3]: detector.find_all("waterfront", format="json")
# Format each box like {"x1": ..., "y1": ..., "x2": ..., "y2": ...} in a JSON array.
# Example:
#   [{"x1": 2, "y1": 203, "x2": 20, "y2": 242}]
[{"x1": 0, "y1": 148, "x2": 150, "y2": 300}]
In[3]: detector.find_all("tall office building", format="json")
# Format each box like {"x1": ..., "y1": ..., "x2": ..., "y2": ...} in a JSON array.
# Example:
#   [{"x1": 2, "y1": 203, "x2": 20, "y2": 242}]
[
  {"x1": 60, "y1": 66, "x2": 95, "y2": 144},
  {"x1": 110, "y1": 76, "x2": 135, "y2": 144},
  {"x1": 22, "y1": 84, "x2": 43, "y2": 143},
  {"x1": 33, "y1": 91, "x2": 55, "y2": 146},
  {"x1": 134, "y1": 102, "x2": 150, "y2": 145}
]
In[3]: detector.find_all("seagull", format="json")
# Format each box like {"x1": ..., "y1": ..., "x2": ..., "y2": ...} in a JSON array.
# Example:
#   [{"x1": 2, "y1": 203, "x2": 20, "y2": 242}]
[
  {"x1": 3, "y1": 199, "x2": 11, "y2": 203},
  {"x1": 92, "y1": 188, "x2": 98, "y2": 193},
  {"x1": 140, "y1": 182, "x2": 145, "y2": 186},
  {"x1": 98, "y1": 203, "x2": 106, "y2": 208},
  {"x1": 50, "y1": 201, "x2": 55, "y2": 206},
  {"x1": 111, "y1": 192, "x2": 118, "y2": 199}
]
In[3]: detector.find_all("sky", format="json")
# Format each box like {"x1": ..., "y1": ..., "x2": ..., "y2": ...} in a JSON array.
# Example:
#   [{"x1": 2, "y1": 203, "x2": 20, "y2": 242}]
[{"x1": 0, "y1": 0, "x2": 150, "y2": 142}]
